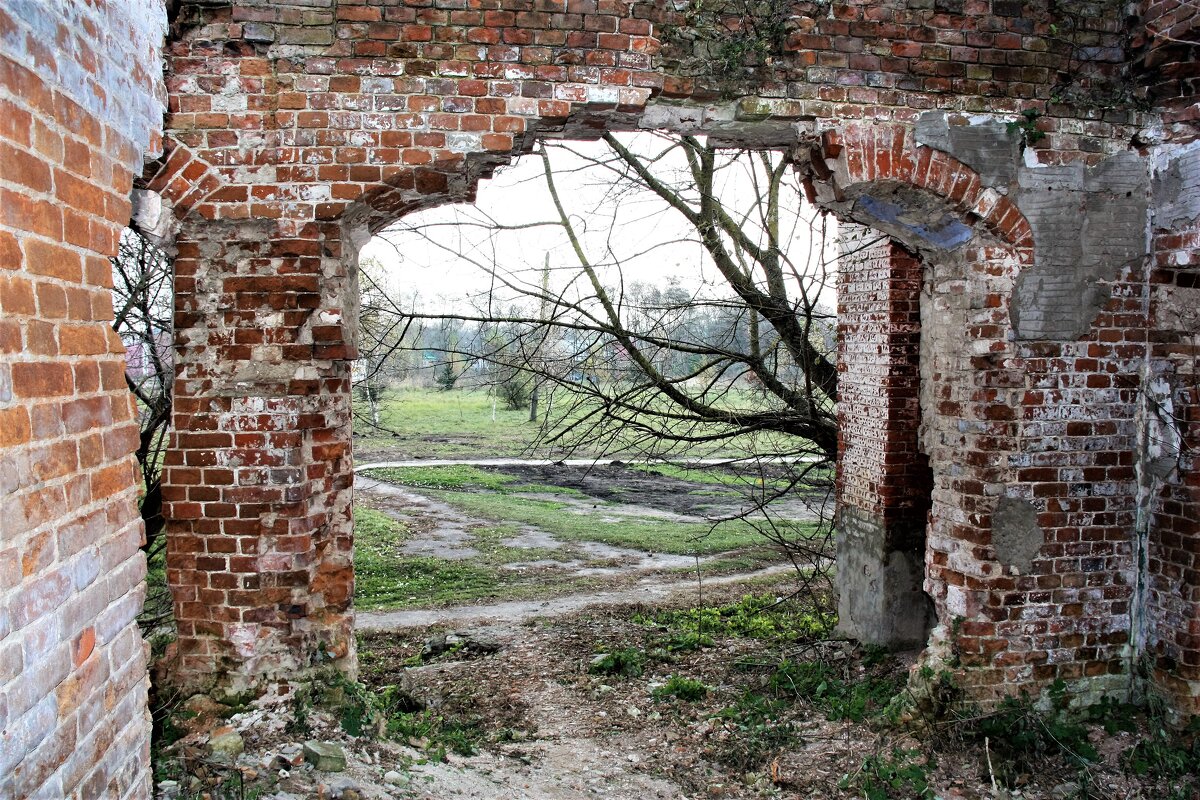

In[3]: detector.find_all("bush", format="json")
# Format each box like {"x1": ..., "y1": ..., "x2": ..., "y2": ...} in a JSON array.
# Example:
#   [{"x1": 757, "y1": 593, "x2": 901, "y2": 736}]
[
  {"x1": 654, "y1": 675, "x2": 709, "y2": 702},
  {"x1": 496, "y1": 375, "x2": 530, "y2": 410}
]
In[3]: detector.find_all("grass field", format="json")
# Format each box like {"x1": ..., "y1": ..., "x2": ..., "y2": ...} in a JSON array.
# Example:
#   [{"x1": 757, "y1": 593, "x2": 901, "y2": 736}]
[
  {"x1": 349, "y1": 391, "x2": 824, "y2": 611},
  {"x1": 354, "y1": 387, "x2": 816, "y2": 462},
  {"x1": 355, "y1": 388, "x2": 548, "y2": 459}
]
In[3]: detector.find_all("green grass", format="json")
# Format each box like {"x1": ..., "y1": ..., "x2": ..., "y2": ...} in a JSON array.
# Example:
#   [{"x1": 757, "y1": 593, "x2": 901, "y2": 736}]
[
  {"x1": 355, "y1": 387, "x2": 820, "y2": 461},
  {"x1": 631, "y1": 462, "x2": 778, "y2": 488},
  {"x1": 357, "y1": 388, "x2": 541, "y2": 458},
  {"x1": 635, "y1": 593, "x2": 834, "y2": 641},
  {"x1": 354, "y1": 505, "x2": 503, "y2": 609},
  {"x1": 364, "y1": 465, "x2": 519, "y2": 492},
  {"x1": 425, "y1": 489, "x2": 813, "y2": 556},
  {"x1": 353, "y1": 504, "x2": 607, "y2": 610},
  {"x1": 363, "y1": 464, "x2": 586, "y2": 498}
]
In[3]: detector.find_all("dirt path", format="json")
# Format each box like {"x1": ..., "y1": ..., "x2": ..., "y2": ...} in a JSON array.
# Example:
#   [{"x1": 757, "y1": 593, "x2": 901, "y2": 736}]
[{"x1": 354, "y1": 457, "x2": 804, "y2": 471}]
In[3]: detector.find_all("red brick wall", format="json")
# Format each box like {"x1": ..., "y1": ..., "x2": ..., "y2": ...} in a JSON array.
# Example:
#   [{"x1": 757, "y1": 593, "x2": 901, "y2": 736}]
[
  {"x1": 0, "y1": 2, "x2": 165, "y2": 797},
  {"x1": 834, "y1": 224, "x2": 932, "y2": 646},
  {"x1": 144, "y1": 0, "x2": 1196, "y2": 714},
  {"x1": 836, "y1": 226, "x2": 930, "y2": 534},
  {"x1": 161, "y1": 219, "x2": 357, "y2": 693},
  {"x1": 1145, "y1": 140, "x2": 1200, "y2": 715}
]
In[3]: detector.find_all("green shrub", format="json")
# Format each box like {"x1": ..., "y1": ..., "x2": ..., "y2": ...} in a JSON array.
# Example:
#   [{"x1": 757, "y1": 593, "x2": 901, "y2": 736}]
[
  {"x1": 589, "y1": 647, "x2": 646, "y2": 678},
  {"x1": 653, "y1": 675, "x2": 709, "y2": 702}
]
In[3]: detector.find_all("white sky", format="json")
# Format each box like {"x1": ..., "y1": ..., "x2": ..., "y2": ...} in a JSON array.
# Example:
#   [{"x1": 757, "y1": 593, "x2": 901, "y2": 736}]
[{"x1": 360, "y1": 133, "x2": 838, "y2": 315}]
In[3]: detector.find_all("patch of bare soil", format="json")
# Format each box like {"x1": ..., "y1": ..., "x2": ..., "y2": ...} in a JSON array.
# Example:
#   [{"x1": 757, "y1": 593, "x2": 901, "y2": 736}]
[
  {"x1": 351, "y1": 584, "x2": 1197, "y2": 800},
  {"x1": 158, "y1": 576, "x2": 1198, "y2": 800},
  {"x1": 488, "y1": 462, "x2": 830, "y2": 522}
]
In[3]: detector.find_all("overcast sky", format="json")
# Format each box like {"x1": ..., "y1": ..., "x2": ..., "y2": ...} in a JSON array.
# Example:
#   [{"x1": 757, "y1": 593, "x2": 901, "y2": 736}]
[{"x1": 360, "y1": 133, "x2": 839, "y2": 315}]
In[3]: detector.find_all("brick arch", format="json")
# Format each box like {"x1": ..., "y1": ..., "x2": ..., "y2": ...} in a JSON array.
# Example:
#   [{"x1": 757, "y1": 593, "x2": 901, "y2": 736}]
[
  {"x1": 803, "y1": 123, "x2": 1049, "y2": 696},
  {"x1": 159, "y1": 102, "x2": 1051, "y2": 697},
  {"x1": 813, "y1": 122, "x2": 1033, "y2": 252}
]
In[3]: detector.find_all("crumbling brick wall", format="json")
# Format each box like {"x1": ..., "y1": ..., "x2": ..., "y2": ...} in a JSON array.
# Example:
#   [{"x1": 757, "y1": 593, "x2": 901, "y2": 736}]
[
  {"x1": 0, "y1": 1, "x2": 166, "y2": 797},
  {"x1": 4, "y1": 2, "x2": 1200, "y2": 793},
  {"x1": 147, "y1": 0, "x2": 1197, "y2": 714},
  {"x1": 1145, "y1": 137, "x2": 1200, "y2": 715},
  {"x1": 835, "y1": 224, "x2": 932, "y2": 647}
]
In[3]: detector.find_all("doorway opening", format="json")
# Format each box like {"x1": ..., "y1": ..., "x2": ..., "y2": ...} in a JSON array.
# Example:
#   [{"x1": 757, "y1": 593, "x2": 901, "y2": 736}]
[{"x1": 336, "y1": 132, "x2": 934, "y2": 796}]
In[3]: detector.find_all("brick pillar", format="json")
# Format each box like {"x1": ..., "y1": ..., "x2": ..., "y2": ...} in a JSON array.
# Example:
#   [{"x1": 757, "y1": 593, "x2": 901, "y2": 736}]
[
  {"x1": 1145, "y1": 141, "x2": 1200, "y2": 716},
  {"x1": 835, "y1": 224, "x2": 934, "y2": 648},
  {"x1": 0, "y1": 2, "x2": 165, "y2": 797},
  {"x1": 162, "y1": 218, "x2": 357, "y2": 697}
]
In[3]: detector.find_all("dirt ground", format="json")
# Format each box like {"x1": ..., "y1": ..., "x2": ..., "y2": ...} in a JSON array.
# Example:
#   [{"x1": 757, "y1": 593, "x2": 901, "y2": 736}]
[
  {"x1": 158, "y1": 575, "x2": 1195, "y2": 800},
  {"x1": 154, "y1": 463, "x2": 1198, "y2": 800}
]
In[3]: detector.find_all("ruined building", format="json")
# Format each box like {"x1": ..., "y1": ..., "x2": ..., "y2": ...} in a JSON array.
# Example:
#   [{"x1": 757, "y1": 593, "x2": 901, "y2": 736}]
[{"x1": 1, "y1": 0, "x2": 1197, "y2": 796}]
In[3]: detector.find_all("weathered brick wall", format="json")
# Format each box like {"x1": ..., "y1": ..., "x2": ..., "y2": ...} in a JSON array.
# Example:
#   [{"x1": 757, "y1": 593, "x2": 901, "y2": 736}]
[
  {"x1": 1145, "y1": 139, "x2": 1200, "y2": 716},
  {"x1": 1134, "y1": 0, "x2": 1199, "y2": 126},
  {"x1": 142, "y1": 0, "x2": 1197, "y2": 715},
  {"x1": 161, "y1": 218, "x2": 357, "y2": 696},
  {"x1": 835, "y1": 224, "x2": 932, "y2": 647},
  {"x1": 0, "y1": 1, "x2": 166, "y2": 798}
]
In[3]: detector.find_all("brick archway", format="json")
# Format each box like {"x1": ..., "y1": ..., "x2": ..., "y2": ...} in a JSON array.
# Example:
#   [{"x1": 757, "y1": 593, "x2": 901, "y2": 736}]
[
  {"x1": 153, "y1": 96, "x2": 1054, "y2": 698},
  {"x1": 142, "y1": 0, "x2": 1169, "y2": 713}
]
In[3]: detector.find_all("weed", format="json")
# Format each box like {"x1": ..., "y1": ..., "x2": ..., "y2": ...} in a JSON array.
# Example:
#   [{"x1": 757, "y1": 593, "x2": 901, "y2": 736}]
[
  {"x1": 1122, "y1": 705, "x2": 1200, "y2": 798},
  {"x1": 289, "y1": 671, "x2": 387, "y2": 738},
  {"x1": 589, "y1": 647, "x2": 646, "y2": 678},
  {"x1": 388, "y1": 710, "x2": 484, "y2": 760},
  {"x1": 770, "y1": 659, "x2": 902, "y2": 722},
  {"x1": 654, "y1": 675, "x2": 710, "y2": 702},
  {"x1": 841, "y1": 747, "x2": 935, "y2": 800},
  {"x1": 1006, "y1": 108, "x2": 1046, "y2": 147},
  {"x1": 965, "y1": 680, "x2": 1096, "y2": 787},
  {"x1": 712, "y1": 689, "x2": 798, "y2": 768},
  {"x1": 635, "y1": 593, "x2": 832, "y2": 642}
]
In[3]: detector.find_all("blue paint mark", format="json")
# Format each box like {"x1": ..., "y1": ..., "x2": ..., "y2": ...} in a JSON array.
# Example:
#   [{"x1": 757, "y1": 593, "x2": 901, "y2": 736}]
[{"x1": 855, "y1": 194, "x2": 974, "y2": 250}]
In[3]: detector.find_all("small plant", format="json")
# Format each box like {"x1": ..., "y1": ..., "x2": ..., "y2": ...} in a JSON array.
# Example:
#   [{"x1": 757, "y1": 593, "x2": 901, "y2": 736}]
[
  {"x1": 841, "y1": 747, "x2": 935, "y2": 800},
  {"x1": 770, "y1": 659, "x2": 903, "y2": 722},
  {"x1": 1006, "y1": 108, "x2": 1047, "y2": 147},
  {"x1": 589, "y1": 647, "x2": 646, "y2": 678},
  {"x1": 712, "y1": 689, "x2": 798, "y2": 769},
  {"x1": 387, "y1": 709, "x2": 484, "y2": 761},
  {"x1": 1122, "y1": 703, "x2": 1200, "y2": 798},
  {"x1": 654, "y1": 675, "x2": 710, "y2": 702},
  {"x1": 965, "y1": 680, "x2": 1097, "y2": 787}
]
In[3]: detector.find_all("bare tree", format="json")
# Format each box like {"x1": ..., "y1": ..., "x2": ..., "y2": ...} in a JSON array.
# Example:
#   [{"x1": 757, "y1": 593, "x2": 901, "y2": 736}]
[
  {"x1": 368, "y1": 133, "x2": 873, "y2": 607},
  {"x1": 111, "y1": 227, "x2": 174, "y2": 630}
]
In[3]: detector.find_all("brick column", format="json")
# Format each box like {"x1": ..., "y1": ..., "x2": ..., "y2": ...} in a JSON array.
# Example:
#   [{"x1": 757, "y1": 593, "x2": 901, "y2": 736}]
[
  {"x1": 835, "y1": 224, "x2": 933, "y2": 647},
  {"x1": 162, "y1": 219, "x2": 357, "y2": 697},
  {"x1": 0, "y1": 2, "x2": 164, "y2": 797},
  {"x1": 1145, "y1": 141, "x2": 1200, "y2": 716}
]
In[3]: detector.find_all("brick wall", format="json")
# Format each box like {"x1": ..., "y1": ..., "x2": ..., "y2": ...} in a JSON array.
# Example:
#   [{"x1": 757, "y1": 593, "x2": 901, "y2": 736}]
[
  {"x1": 161, "y1": 218, "x2": 357, "y2": 695},
  {"x1": 1145, "y1": 139, "x2": 1200, "y2": 716},
  {"x1": 138, "y1": 0, "x2": 1195, "y2": 712},
  {"x1": 836, "y1": 224, "x2": 932, "y2": 647},
  {"x1": 0, "y1": 2, "x2": 166, "y2": 798}
]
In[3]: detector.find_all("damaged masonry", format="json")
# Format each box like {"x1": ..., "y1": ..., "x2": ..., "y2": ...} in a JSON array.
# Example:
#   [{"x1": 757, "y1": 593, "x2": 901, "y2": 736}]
[{"x1": 0, "y1": 0, "x2": 1198, "y2": 797}]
